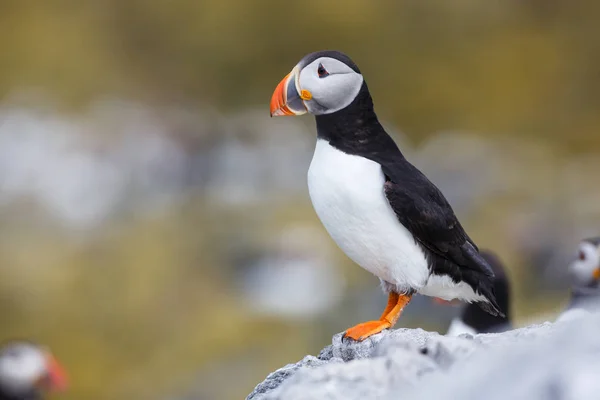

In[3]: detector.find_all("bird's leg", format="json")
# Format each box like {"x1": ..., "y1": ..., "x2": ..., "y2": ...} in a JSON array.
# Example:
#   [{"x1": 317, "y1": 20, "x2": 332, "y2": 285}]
[
  {"x1": 379, "y1": 292, "x2": 400, "y2": 318},
  {"x1": 344, "y1": 292, "x2": 412, "y2": 341},
  {"x1": 380, "y1": 292, "x2": 411, "y2": 326}
]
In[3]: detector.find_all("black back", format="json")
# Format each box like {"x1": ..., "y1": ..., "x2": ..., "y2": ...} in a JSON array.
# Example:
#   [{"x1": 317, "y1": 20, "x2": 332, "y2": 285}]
[{"x1": 313, "y1": 51, "x2": 501, "y2": 316}]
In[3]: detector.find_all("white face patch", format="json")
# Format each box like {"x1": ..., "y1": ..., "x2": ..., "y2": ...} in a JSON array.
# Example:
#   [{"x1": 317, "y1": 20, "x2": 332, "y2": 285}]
[
  {"x1": 298, "y1": 57, "x2": 364, "y2": 115},
  {"x1": 0, "y1": 343, "x2": 46, "y2": 394},
  {"x1": 569, "y1": 242, "x2": 600, "y2": 287}
]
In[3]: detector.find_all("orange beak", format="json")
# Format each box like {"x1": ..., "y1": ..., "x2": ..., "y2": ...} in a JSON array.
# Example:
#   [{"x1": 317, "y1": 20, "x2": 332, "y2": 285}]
[
  {"x1": 37, "y1": 352, "x2": 68, "y2": 392},
  {"x1": 593, "y1": 268, "x2": 600, "y2": 281},
  {"x1": 270, "y1": 67, "x2": 308, "y2": 117}
]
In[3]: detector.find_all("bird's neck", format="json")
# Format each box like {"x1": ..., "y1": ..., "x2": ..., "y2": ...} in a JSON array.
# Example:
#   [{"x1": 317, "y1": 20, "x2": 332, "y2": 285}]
[
  {"x1": 0, "y1": 387, "x2": 39, "y2": 400},
  {"x1": 570, "y1": 285, "x2": 600, "y2": 304},
  {"x1": 314, "y1": 83, "x2": 404, "y2": 160}
]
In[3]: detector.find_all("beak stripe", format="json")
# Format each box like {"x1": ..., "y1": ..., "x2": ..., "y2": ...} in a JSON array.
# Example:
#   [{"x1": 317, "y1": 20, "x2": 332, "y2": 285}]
[
  {"x1": 270, "y1": 73, "x2": 293, "y2": 117},
  {"x1": 270, "y1": 69, "x2": 308, "y2": 117}
]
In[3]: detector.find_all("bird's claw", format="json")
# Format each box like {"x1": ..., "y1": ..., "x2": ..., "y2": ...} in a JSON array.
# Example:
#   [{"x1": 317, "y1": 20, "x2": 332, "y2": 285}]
[{"x1": 343, "y1": 320, "x2": 391, "y2": 341}]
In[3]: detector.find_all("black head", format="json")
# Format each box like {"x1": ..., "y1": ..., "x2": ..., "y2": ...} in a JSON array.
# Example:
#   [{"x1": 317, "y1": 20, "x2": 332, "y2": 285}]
[
  {"x1": 461, "y1": 250, "x2": 511, "y2": 333},
  {"x1": 0, "y1": 341, "x2": 67, "y2": 400},
  {"x1": 270, "y1": 50, "x2": 398, "y2": 159},
  {"x1": 270, "y1": 50, "x2": 370, "y2": 117},
  {"x1": 569, "y1": 237, "x2": 600, "y2": 289},
  {"x1": 297, "y1": 51, "x2": 362, "y2": 74}
]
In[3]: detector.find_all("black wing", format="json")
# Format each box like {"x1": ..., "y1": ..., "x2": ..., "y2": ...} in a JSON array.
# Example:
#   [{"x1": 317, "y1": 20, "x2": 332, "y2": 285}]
[
  {"x1": 381, "y1": 161, "x2": 492, "y2": 276},
  {"x1": 381, "y1": 160, "x2": 502, "y2": 316}
]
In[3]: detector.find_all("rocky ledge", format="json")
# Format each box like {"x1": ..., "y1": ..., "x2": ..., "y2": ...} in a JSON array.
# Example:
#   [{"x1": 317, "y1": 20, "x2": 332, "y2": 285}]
[{"x1": 247, "y1": 315, "x2": 600, "y2": 400}]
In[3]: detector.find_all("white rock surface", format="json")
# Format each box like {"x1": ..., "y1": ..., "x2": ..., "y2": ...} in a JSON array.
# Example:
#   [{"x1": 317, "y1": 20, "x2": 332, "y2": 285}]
[{"x1": 247, "y1": 315, "x2": 600, "y2": 400}]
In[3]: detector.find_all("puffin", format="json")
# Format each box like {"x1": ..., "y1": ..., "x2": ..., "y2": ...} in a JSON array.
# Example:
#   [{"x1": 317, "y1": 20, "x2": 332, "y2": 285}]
[
  {"x1": 0, "y1": 341, "x2": 67, "y2": 400},
  {"x1": 556, "y1": 237, "x2": 600, "y2": 323},
  {"x1": 440, "y1": 250, "x2": 512, "y2": 336},
  {"x1": 270, "y1": 50, "x2": 502, "y2": 341}
]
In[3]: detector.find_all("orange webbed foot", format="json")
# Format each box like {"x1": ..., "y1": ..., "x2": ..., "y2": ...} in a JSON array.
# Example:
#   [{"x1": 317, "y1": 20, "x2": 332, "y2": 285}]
[
  {"x1": 343, "y1": 320, "x2": 391, "y2": 341},
  {"x1": 343, "y1": 293, "x2": 413, "y2": 342}
]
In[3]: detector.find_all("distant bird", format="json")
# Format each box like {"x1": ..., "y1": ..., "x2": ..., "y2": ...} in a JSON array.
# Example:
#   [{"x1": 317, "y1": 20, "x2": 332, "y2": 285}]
[
  {"x1": 270, "y1": 50, "x2": 502, "y2": 341},
  {"x1": 557, "y1": 237, "x2": 600, "y2": 323},
  {"x1": 438, "y1": 250, "x2": 511, "y2": 336},
  {"x1": 0, "y1": 341, "x2": 67, "y2": 400}
]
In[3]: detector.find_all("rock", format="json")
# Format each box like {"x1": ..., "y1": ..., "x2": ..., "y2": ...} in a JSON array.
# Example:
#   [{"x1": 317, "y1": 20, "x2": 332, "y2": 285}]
[
  {"x1": 398, "y1": 317, "x2": 600, "y2": 400},
  {"x1": 246, "y1": 356, "x2": 337, "y2": 400},
  {"x1": 246, "y1": 315, "x2": 600, "y2": 400}
]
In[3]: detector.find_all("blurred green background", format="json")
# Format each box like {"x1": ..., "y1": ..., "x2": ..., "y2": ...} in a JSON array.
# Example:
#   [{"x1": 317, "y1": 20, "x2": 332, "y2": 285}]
[{"x1": 1, "y1": 1, "x2": 600, "y2": 399}]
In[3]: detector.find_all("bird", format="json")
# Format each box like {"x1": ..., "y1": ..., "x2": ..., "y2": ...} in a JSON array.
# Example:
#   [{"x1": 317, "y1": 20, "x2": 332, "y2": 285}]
[
  {"x1": 0, "y1": 341, "x2": 67, "y2": 400},
  {"x1": 270, "y1": 50, "x2": 503, "y2": 341},
  {"x1": 556, "y1": 237, "x2": 600, "y2": 323},
  {"x1": 437, "y1": 250, "x2": 511, "y2": 336}
]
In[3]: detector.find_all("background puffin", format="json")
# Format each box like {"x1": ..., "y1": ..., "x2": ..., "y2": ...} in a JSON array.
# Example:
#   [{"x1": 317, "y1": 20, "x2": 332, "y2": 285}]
[
  {"x1": 270, "y1": 50, "x2": 502, "y2": 341},
  {"x1": 0, "y1": 341, "x2": 67, "y2": 400},
  {"x1": 440, "y1": 249, "x2": 512, "y2": 336},
  {"x1": 557, "y1": 237, "x2": 600, "y2": 322}
]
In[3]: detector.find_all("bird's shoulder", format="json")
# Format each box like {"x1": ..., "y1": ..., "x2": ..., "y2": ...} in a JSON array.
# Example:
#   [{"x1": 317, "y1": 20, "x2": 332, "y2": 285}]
[{"x1": 380, "y1": 158, "x2": 466, "y2": 245}]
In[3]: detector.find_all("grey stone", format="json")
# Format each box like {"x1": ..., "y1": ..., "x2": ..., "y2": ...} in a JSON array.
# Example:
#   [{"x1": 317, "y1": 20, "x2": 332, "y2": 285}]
[
  {"x1": 247, "y1": 315, "x2": 600, "y2": 400},
  {"x1": 317, "y1": 345, "x2": 333, "y2": 361},
  {"x1": 246, "y1": 356, "x2": 337, "y2": 400},
  {"x1": 395, "y1": 318, "x2": 600, "y2": 400},
  {"x1": 257, "y1": 346, "x2": 437, "y2": 400}
]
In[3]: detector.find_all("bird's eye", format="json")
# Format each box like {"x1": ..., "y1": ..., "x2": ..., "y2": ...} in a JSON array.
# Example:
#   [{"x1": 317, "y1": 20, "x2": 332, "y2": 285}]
[
  {"x1": 579, "y1": 250, "x2": 586, "y2": 260},
  {"x1": 317, "y1": 64, "x2": 329, "y2": 78}
]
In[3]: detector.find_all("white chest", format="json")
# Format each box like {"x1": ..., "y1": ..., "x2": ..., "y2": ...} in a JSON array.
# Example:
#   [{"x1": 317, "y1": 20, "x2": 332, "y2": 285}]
[{"x1": 306, "y1": 139, "x2": 429, "y2": 289}]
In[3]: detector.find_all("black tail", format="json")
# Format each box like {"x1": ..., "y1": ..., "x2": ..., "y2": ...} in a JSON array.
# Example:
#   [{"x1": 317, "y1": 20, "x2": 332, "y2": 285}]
[
  {"x1": 474, "y1": 249, "x2": 511, "y2": 318},
  {"x1": 463, "y1": 269, "x2": 504, "y2": 317},
  {"x1": 476, "y1": 297, "x2": 504, "y2": 318}
]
